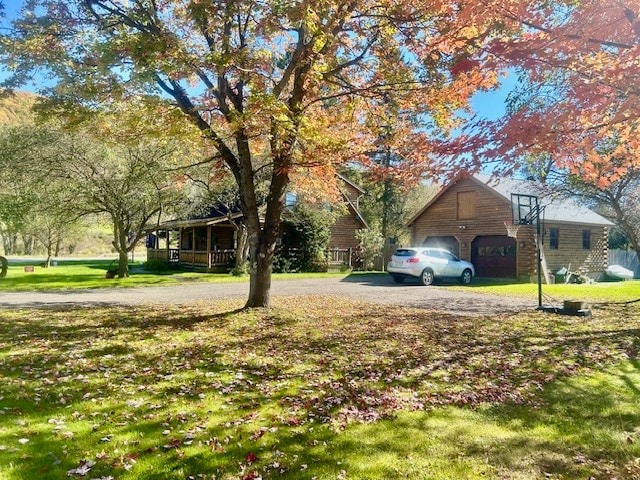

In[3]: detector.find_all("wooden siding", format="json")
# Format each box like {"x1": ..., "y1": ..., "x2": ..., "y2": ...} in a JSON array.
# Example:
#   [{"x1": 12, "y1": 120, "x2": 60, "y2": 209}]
[
  {"x1": 457, "y1": 190, "x2": 477, "y2": 220},
  {"x1": 329, "y1": 206, "x2": 364, "y2": 249},
  {"x1": 411, "y1": 177, "x2": 513, "y2": 264},
  {"x1": 341, "y1": 182, "x2": 362, "y2": 206},
  {"x1": 213, "y1": 226, "x2": 235, "y2": 250},
  {"x1": 541, "y1": 223, "x2": 608, "y2": 274}
]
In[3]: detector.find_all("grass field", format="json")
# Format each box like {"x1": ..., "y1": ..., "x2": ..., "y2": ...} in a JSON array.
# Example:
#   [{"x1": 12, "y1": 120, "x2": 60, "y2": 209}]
[
  {"x1": 0, "y1": 259, "x2": 346, "y2": 291},
  {"x1": 451, "y1": 278, "x2": 640, "y2": 303},
  {"x1": 1, "y1": 296, "x2": 640, "y2": 479},
  {"x1": 1, "y1": 259, "x2": 638, "y2": 303}
]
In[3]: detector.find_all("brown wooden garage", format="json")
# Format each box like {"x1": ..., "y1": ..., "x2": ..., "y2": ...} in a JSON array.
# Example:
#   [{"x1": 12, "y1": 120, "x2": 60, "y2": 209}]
[{"x1": 471, "y1": 235, "x2": 517, "y2": 278}]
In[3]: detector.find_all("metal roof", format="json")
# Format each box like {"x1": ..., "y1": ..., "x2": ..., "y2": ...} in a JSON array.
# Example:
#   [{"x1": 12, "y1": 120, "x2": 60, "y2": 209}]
[{"x1": 474, "y1": 174, "x2": 613, "y2": 226}]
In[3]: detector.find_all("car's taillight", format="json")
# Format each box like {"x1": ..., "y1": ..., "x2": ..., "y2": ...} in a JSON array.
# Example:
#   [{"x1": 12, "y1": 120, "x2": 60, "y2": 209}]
[{"x1": 406, "y1": 257, "x2": 420, "y2": 263}]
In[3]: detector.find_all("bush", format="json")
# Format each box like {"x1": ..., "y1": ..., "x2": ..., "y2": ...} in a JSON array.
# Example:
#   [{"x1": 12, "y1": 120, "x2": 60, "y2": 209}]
[
  {"x1": 356, "y1": 229, "x2": 384, "y2": 271},
  {"x1": 273, "y1": 253, "x2": 299, "y2": 273},
  {"x1": 282, "y1": 205, "x2": 334, "y2": 272},
  {"x1": 143, "y1": 259, "x2": 171, "y2": 272}
]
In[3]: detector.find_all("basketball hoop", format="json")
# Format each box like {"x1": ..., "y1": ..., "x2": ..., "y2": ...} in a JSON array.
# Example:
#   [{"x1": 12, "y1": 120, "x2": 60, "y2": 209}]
[{"x1": 504, "y1": 221, "x2": 521, "y2": 238}]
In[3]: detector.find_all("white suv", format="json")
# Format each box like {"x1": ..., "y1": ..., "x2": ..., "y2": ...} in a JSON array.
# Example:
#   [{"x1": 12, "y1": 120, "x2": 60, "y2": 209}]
[{"x1": 387, "y1": 247, "x2": 475, "y2": 286}]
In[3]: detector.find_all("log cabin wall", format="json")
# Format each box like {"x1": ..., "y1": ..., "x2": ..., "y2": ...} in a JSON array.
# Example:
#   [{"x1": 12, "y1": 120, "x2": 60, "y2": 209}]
[
  {"x1": 410, "y1": 177, "x2": 513, "y2": 262},
  {"x1": 329, "y1": 203, "x2": 365, "y2": 250},
  {"x1": 213, "y1": 225, "x2": 235, "y2": 250},
  {"x1": 541, "y1": 223, "x2": 608, "y2": 275}
]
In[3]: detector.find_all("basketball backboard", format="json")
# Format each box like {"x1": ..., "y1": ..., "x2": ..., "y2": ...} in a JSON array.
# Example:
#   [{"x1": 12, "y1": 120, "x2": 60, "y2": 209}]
[{"x1": 511, "y1": 193, "x2": 539, "y2": 225}]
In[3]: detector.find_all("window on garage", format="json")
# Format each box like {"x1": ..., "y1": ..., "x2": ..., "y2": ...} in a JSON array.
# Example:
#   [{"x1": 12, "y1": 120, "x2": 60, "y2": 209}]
[
  {"x1": 549, "y1": 228, "x2": 559, "y2": 249},
  {"x1": 457, "y1": 191, "x2": 476, "y2": 220}
]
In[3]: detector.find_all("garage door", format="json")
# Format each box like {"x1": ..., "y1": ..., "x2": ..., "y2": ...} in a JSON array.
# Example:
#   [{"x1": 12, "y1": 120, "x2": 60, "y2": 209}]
[
  {"x1": 471, "y1": 235, "x2": 516, "y2": 278},
  {"x1": 422, "y1": 236, "x2": 459, "y2": 257}
]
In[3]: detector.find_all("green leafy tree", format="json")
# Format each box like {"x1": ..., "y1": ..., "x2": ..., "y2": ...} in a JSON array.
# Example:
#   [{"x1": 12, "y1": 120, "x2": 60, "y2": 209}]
[
  {"x1": 0, "y1": 114, "x2": 186, "y2": 277},
  {"x1": 53, "y1": 132, "x2": 185, "y2": 277},
  {"x1": 281, "y1": 204, "x2": 335, "y2": 272},
  {"x1": 355, "y1": 228, "x2": 384, "y2": 271}
]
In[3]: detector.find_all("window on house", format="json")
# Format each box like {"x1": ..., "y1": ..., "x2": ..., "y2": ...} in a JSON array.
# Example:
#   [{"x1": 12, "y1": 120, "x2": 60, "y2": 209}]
[
  {"x1": 457, "y1": 191, "x2": 476, "y2": 220},
  {"x1": 582, "y1": 229, "x2": 591, "y2": 250},
  {"x1": 549, "y1": 228, "x2": 559, "y2": 249},
  {"x1": 285, "y1": 192, "x2": 297, "y2": 208}
]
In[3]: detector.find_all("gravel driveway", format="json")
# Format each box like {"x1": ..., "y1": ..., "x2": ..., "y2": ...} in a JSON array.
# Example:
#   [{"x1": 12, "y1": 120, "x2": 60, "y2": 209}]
[{"x1": 0, "y1": 274, "x2": 536, "y2": 316}]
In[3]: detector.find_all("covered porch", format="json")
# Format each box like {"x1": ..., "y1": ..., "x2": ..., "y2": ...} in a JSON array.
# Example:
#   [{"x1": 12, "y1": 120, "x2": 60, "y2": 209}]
[{"x1": 146, "y1": 214, "x2": 241, "y2": 272}]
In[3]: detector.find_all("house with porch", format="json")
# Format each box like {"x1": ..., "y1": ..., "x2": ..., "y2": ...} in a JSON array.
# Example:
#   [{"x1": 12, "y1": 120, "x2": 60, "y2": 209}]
[
  {"x1": 146, "y1": 174, "x2": 368, "y2": 271},
  {"x1": 407, "y1": 174, "x2": 613, "y2": 281}
]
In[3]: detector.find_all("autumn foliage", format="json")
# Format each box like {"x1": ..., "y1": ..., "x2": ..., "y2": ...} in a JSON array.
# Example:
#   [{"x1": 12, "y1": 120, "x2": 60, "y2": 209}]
[{"x1": 449, "y1": 1, "x2": 640, "y2": 186}]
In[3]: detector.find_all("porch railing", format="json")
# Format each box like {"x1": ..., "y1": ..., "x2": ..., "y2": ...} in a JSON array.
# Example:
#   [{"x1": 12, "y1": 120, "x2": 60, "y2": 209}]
[
  {"x1": 146, "y1": 248, "x2": 234, "y2": 269},
  {"x1": 147, "y1": 247, "x2": 358, "y2": 271}
]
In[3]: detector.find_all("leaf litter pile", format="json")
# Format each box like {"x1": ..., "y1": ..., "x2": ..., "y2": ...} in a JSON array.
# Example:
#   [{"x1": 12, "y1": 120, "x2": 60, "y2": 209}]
[{"x1": 0, "y1": 296, "x2": 638, "y2": 479}]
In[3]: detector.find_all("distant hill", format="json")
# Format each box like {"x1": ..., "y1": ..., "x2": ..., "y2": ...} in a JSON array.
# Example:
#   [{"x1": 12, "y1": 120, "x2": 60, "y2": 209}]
[{"x1": 0, "y1": 91, "x2": 38, "y2": 125}]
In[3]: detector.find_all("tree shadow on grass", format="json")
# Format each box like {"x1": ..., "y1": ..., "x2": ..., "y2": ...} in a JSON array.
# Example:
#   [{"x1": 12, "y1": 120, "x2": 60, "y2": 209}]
[
  {"x1": 325, "y1": 360, "x2": 640, "y2": 479},
  {"x1": 1, "y1": 301, "x2": 639, "y2": 479}
]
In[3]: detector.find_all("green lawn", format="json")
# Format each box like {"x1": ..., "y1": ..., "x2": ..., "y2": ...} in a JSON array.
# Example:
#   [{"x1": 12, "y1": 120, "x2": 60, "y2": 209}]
[
  {"x1": 0, "y1": 259, "x2": 347, "y2": 291},
  {"x1": 1, "y1": 297, "x2": 639, "y2": 479},
  {"x1": 451, "y1": 278, "x2": 640, "y2": 303}
]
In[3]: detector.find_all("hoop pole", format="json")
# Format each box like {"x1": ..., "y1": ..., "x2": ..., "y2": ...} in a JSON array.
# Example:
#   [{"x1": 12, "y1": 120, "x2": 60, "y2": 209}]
[{"x1": 536, "y1": 205, "x2": 542, "y2": 309}]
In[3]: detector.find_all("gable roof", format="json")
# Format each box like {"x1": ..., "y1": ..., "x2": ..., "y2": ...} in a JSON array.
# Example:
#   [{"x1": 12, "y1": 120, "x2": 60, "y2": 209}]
[
  {"x1": 336, "y1": 172, "x2": 366, "y2": 194},
  {"x1": 408, "y1": 173, "x2": 613, "y2": 227},
  {"x1": 474, "y1": 174, "x2": 613, "y2": 226}
]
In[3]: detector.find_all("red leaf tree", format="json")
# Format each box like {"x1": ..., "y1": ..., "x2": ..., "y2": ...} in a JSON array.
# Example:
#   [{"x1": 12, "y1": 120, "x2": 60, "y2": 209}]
[{"x1": 449, "y1": 1, "x2": 639, "y2": 187}]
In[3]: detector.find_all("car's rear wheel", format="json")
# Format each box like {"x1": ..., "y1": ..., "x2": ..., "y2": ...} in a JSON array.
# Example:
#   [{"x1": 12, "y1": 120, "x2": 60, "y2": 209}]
[
  {"x1": 420, "y1": 269, "x2": 434, "y2": 286},
  {"x1": 460, "y1": 269, "x2": 473, "y2": 285},
  {"x1": 392, "y1": 275, "x2": 405, "y2": 284}
]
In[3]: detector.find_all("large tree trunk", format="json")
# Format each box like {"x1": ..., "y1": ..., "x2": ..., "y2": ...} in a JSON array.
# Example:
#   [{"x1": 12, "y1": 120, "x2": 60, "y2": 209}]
[
  {"x1": 117, "y1": 248, "x2": 129, "y2": 278},
  {"x1": 242, "y1": 164, "x2": 288, "y2": 308},
  {"x1": 113, "y1": 218, "x2": 130, "y2": 278},
  {"x1": 247, "y1": 236, "x2": 275, "y2": 308}
]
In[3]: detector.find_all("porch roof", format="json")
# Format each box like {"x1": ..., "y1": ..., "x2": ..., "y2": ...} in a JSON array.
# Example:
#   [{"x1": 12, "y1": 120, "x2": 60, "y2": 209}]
[{"x1": 154, "y1": 212, "x2": 243, "y2": 230}]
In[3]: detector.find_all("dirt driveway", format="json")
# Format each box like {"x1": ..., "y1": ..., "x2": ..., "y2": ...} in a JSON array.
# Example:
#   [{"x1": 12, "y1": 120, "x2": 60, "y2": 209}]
[{"x1": 0, "y1": 274, "x2": 536, "y2": 316}]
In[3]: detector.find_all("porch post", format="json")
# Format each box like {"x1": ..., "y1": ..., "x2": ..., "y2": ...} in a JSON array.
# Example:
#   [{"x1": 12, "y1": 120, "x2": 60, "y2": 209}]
[
  {"x1": 206, "y1": 225, "x2": 212, "y2": 271},
  {"x1": 192, "y1": 227, "x2": 196, "y2": 267},
  {"x1": 165, "y1": 229, "x2": 169, "y2": 261}
]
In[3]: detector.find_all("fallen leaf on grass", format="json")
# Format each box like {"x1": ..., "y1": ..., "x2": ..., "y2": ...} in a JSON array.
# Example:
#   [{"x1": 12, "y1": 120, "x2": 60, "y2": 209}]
[
  {"x1": 246, "y1": 452, "x2": 257, "y2": 464},
  {"x1": 66, "y1": 459, "x2": 95, "y2": 476}
]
